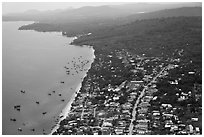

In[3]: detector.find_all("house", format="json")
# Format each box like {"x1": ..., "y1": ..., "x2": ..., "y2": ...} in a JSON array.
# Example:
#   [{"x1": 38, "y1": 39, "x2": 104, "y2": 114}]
[
  {"x1": 169, "y1": 80, "x2": 178, "y2": 85},
  {"x1": 164, "y1": 123, "x2": 172, "y2": 128},
  {"x1": 118, "y1": 121, "x2": 126, "y2": 126},
  {"x1": 123, "y1": 102, "x2": 132, "y2": 107},
  {"x1": 131, "y1": 63, "x2": 136, "y2": 66},
  {"x1": 152, "y1": 112, "x2": 160, "y2": 116},
  {"x1": 103, "y1": 122, "x2": 112, "y2": 127},
  {"x1": 122, "y1": 109, "x2": 131, "y2": 114},
  {"x1": 148, "y1": 88, "x2": 158, "y2": 93},
  {"x1": 161, "y1": 104, "x2": 172, "y2": 108},
  {"x1": 165, "y1": 120, "x2": 173, "y2": 125},
  {"x1": 130, "y1": 81, "x2": 144, "y2": 85},
  {"x1": 129, "y1": 59, "x2": 135, "y2": 63},
  {"x1": 127, "y1": 98, "x2": 134, "y2": 102},
  {"x1": 151, "y1": 84, "x2": 157, "y2": 88},
  {"x1": 107, "y1": 55, "x2": 113, "y2": 58},
  {"x1": 153, "y1": 116, "x2": 160, "y2": 121},
  {"x1": 93, "y1": 132, "x2": 98, "y2": 135},
  {"x1": 163, "y1": 113, "x2": 173, "y2": 118},
  {"x1": 186, "y1": 124, "x2": 194, "y2": 134},
  {"x1": 188, "y1": 71, "x2": 195, "y2": 75},
  {"x1": 130, "y1": 92, "x2": 137, "y2": 96},
  {"x1": 102, "y1": 127, "x2": 111, "y2": 135},
  {"x1": 115, "y1": 128, "x2": 123, "y2": 135},
  {"x1": 136, "y1": 119, "x2": 150, "y2": 123},
  {"x1": 137, "y1": 114, "x2": 146, "y2": 119},
  {"x1": 178, "y1": 130, "x2": 188, "y2": 135},
  {"x1": 138, "y1": 108, "x2": 148, "y2": 114},
  {"x1": 113, "y1": 96, "x2": 120, "y2": 101},
  {"x1": 152, "y1": 123, "x2": 159, "y2": 128},
  {"x1": 142, "y1": 96, "x2": 153, "y2": 102},
  {"x1": 178, "y1": 124, "x2": 186, "y2": 130},
  {"x1": 138, "y1": 102, "x2": 151, "y2": 107},
  {"x1": 131, "y1": 69, "x2": 138, "y2": 73},
  {"x1": 135, "y1": 123, "x2": 148, "y2": 129},
  {"x1": 152, "y1": 96, "x2": 158, "y2": 101},
  {"x1": 191, "y1": 117, "x2": 199, "y2": 122},
  {"x1": 170, "y1": 125, "x2": 179, "y2": 132},
  {"x1": 137, "y1": 67, "x2": 144, "y2": 70},
  {"x1": 178, "y1": 96, "x2": 187, "y2": 101},
  {"x1": 97, "y1": 112, "x2": 106, "y2": 117},
  {"x1": 136, "y1": 129, "x2": 146, "y2": 134},
  {"x1": 195, "y1": 127, "x2": 200, "y2": 134}
]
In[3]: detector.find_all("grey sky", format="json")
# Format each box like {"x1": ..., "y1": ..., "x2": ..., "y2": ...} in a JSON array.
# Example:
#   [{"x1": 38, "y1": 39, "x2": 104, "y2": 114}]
[{"x1": 2, "y1": 2, "x2": 127, "y2": 14}]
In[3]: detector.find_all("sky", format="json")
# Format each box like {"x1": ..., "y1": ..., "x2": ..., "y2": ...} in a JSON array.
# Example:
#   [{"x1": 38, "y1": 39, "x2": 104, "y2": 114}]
[
  {"x1": 2, "y1": 0, "x2": 201, "y2": 15},
  {"x1": 2, "y1": 2, "x2": 128, "y2": 14}
]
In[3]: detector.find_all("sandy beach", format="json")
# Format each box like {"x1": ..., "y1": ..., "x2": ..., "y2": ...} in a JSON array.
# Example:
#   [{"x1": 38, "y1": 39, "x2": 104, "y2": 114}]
[
  {"x1": 49, "y1": 82, "x2": 82, "y2": 134},
  {"x1": 50, "y1": 46, "x2": 95, "y2": 134}
]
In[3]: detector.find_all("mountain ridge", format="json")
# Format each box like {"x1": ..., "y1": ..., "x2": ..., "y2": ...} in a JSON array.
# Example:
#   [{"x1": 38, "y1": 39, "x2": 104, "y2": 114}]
[{"x1": 14, "y1": 6, "x2": 202, "y2": 37}]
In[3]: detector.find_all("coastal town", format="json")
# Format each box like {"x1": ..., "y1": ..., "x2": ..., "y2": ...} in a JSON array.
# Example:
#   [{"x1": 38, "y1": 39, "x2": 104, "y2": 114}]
[
  {"x1": 52, "y1": 49, "x2": 202, "y2": 135},
  {"x1": 2, "y1": 2, "x2": 202, "y2": 135}
]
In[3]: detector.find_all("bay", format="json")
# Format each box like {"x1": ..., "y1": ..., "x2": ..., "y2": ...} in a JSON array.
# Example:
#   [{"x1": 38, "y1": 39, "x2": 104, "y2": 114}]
[{"x1": 2, "y1": 21, "x2": 94, "y2": 135}]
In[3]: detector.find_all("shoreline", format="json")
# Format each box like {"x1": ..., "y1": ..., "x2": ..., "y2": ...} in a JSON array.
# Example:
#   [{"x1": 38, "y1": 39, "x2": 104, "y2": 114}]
[
  {"x1": 50, "y1": 41, "x2": 95, "y2": 134},
  {"x1": 3, "y1": 22, "x2": 96, "y2": 135},
  {"x1": 49, "y1": 80, "x2": 82, "y2": 134},
  {"x1": 8, "y1": 22, "x2": 95, "y2": 134}
]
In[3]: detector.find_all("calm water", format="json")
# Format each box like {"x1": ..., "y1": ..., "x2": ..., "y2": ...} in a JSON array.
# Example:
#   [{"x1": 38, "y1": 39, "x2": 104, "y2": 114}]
[{"x1": 2, "y1": 22, "x2": 94, "y2": 135}]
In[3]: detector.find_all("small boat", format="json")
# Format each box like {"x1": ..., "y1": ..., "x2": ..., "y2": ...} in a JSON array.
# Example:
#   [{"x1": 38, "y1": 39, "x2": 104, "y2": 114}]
[
  {"x1": 31, "y1": 128, "x2": 35, "y2": 132},
  {"x1": 10, "y1": 118, "x2": 16, "y2": 122},
  {"x1": 36, "y1": 101, "x2": 40, "y2": 104},
  {"x1": 20, "y1": 90, "x2": 25, "y2": 94},
  {"x1": 42, "y1": 112, "x2": 47, "y2": 115},
  {"x1": 18, "y1": 128, "x2": 22, "y2": 132}
]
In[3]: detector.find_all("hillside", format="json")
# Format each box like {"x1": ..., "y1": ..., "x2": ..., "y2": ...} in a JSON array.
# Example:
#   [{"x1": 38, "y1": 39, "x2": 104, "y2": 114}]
[
  {"x1": 73, "y1": 16, "x2": 202, "y2": 69},
  {"x1": 2, "y1": 5, "x2": 133, "y2": 23},
  {"x1": 3, "y1": 5, "x2": 201, "y2": 36},
  {"x1": 56, "y1": 16, "x2": 202, "y2": 135},
  {"x1": 3, "y1": 2, "x2": 201, "y2": 21},
  {"x1": 116, "y1": 7, "x2": 201, "y2": 25}
]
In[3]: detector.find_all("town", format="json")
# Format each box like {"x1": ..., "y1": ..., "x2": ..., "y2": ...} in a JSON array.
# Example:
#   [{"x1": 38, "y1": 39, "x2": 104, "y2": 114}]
[{"x1": 52, "y1": 49, "x2": 201, "y2": 135}]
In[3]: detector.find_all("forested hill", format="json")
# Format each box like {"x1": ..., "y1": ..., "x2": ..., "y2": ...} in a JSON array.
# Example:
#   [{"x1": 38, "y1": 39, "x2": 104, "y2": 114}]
[
  {"x1": 73, "y1": 15, "x2": 202, "y2": 83},
  {"x1": 73, "y1": 16, "x2": 201, "y2": 64},
  {"x1": 116, "y1": 7, "x2": 201, "y2": 25},
  {"x1": 5, "y1": 6, "x2": 202, "y2": 36},
  {"x1": 3, "y1": 3, "x2": 201, "y2": 22}
]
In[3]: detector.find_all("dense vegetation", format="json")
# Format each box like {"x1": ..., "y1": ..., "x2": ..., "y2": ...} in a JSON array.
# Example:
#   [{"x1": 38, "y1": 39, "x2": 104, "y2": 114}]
[
  {"x1": 10, "y1": 7, "x2": 201, "y2": 37},
  {"x1": 73, "y1": 16, "x2": 202, "y2": 104},
  {"x1": 73, "y1": 16, "x2": 201, "y2": 62}
]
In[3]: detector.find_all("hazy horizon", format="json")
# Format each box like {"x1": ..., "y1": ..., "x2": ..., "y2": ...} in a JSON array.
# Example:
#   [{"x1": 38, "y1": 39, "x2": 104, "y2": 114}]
[
  {"x1": 2, "y1": 2, "x2": 201, "y2": 15},
  {"x1": 2, "y1": 2, "x2": 128, "y2": 14}
]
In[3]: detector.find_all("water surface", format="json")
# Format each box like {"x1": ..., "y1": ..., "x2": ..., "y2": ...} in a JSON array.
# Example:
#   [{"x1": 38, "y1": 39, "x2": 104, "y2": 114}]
[{"x1": 2, "y1": 21, "x2": 94, "y2": 135}]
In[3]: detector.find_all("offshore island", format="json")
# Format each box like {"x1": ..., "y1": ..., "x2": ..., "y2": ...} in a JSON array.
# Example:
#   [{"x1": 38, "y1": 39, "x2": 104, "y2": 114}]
[{"x1": 3, "y1": 3, "x2": 202, "y2": 135}]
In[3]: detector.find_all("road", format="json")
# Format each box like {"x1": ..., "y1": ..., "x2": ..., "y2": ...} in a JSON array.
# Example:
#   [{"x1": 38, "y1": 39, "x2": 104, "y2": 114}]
[{"x1": 128, "y1": 66, "x2": 167, "y2": 135}]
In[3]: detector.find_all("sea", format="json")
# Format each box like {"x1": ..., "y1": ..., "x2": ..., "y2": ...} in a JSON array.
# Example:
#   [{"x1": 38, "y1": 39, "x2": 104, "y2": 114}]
[{"x1": 2, "y1": 21, "x2": 94, "y2": 135}]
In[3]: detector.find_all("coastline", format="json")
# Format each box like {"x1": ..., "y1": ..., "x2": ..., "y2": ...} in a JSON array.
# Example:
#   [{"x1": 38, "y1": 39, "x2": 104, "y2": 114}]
[
  {"x1": 49, "y1": 80, "x2": 82, "y2": 134},
  {"x1": 3, "y1": 22, "x2": 97, "y2": 135},
  {"x1": 50, "y1": 41, "x2": 95, "y2": 134}
]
